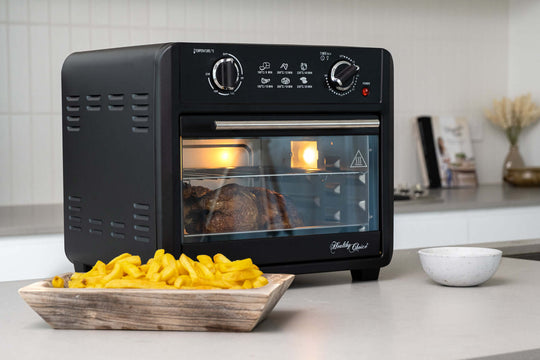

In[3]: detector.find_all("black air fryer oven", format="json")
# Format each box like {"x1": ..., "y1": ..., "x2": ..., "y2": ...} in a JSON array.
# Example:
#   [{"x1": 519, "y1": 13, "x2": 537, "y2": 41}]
[{"x1": 62, "y1": 43, "x2": 393, "y2": 281}]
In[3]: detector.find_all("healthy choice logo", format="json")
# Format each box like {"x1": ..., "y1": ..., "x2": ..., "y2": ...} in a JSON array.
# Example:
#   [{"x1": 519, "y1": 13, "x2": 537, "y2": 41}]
[{"x1": 329, "y1": 241, "x2": 369, "y2": 255}]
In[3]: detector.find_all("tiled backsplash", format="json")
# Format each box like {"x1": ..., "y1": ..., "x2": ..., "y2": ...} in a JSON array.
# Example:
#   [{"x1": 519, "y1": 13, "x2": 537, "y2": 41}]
[{"x1": 0, "y1": 0, "x2": 521, "y2": 205}]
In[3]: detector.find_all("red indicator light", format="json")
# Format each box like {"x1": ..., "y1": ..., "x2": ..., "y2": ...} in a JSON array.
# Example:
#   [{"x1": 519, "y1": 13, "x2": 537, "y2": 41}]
[{"x1": 362, "y1": 87, "x2": 370, "y2": 96}]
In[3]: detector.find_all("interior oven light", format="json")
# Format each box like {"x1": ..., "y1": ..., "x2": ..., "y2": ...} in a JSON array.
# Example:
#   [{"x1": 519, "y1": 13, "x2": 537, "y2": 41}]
[
  {"x1": 182, "y1": 140, "x2": 251, "y2": 169},
  {"x1": 291, "y1": 141, "x2": 319, "y2": 170},
  {"x1": 219, "y1": 149, "x2": 234, "y2": 168}
]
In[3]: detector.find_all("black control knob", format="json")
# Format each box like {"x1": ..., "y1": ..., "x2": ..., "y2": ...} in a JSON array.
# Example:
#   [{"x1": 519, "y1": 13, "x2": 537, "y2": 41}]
[
  {"x1": 329, "y1": 60, "x2": 359, "y2": 92},
  {"x1": 212, "y1": 57, "x2": 240, "y2": 92}
]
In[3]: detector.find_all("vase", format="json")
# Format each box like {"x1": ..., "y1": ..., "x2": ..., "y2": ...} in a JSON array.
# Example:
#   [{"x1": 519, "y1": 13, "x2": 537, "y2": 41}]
[{"x1": 503, "y1": 145, "x2": 525, "y2": 182}]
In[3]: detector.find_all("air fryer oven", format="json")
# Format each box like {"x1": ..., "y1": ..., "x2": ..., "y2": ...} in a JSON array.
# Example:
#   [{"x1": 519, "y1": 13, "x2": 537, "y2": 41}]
[{"x1": 62, "y1": 42, "x2": 393, "y2": 281}]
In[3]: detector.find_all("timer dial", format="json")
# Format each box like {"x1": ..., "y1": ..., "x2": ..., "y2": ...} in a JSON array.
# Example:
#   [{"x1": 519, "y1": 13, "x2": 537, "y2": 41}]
[
  {"x1": 329, "y1": 60, "x2": 359, "y2": 92},
  {"x1": 212, "y1": 57, "x2": 241, "y2": 92}
]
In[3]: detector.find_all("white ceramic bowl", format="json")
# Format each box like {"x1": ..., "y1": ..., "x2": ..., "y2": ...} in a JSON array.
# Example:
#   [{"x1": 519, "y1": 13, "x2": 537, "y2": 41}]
[{"x1": 418, "y1": 247, "x2": 502, "y2": 287}]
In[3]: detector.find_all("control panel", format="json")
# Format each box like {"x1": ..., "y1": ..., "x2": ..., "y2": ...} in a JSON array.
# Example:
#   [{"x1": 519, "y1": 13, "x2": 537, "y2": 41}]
[{"x1": 180, "y1": 44, "x2": 386, "y2": 104}]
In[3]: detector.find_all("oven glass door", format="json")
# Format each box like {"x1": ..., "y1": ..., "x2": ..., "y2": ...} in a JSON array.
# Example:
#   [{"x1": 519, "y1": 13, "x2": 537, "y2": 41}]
[{"x1": 181, "y1": 133, "x2": 378, "y2": 243}]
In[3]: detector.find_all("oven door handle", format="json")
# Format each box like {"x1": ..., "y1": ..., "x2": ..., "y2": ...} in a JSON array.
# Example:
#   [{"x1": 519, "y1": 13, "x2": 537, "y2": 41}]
[{"x1": 214, "y1": 119, "x2": 380, "y2": 130}]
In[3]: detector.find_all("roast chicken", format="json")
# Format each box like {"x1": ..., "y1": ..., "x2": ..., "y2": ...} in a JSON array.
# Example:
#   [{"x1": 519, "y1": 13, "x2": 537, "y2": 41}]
[{"x1": 183, "y1": 183, "x2": 303, "y2": 234}]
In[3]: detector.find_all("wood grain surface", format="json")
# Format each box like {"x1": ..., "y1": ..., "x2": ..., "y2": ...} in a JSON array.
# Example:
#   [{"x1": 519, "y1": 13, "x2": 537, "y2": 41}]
[{"x1": 18, "y1": 273, "x2": 294, "y2": 331}]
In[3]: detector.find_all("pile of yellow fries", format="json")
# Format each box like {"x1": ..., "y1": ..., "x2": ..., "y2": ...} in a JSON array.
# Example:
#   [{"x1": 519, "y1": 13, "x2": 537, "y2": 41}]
[{"x1": 52, "y1": 250, "x2": 268, "y2": 290}]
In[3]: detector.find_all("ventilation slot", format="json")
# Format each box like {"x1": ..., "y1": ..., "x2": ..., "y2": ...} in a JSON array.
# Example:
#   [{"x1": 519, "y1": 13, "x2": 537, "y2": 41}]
[
  {"x1": 133, "y1": 203, "x2": 150, "y2": 210},
  {"x1": 67, "y1": 116, "x2": 80, "y2": 122},
  {"x1": 89, "y1": 218, "x2": 103, "y2": 225},
  {"x1": 132, "y1": 116, "x2": 148, "y2": 123},
  {"x1": 86, "y1": 105, "x2": 101, "y2": 111},
  {"x1": 111, "y1": 232, "x2": 125, "y2": 239},
  {"x1": 68, "y1": 216, "x2": 81, "y2": 223},
  {"x1": 108, "y1": 105, "x2": 124, "y2": 111},
  {"x1": 132, "y1": 126, "x2": 149, "y2": 133},
  {"x1": 131, "y1": 104, "x2": 149, "y2": 111},
  {"x1": 108, "y1": 94, "x2": 124, "y2": 101},
  {"x1": 134, "y1": 225, "x2": 149, "y2": 232},
  {"x1": 89, "y1": 228, "x2": 103, "y2": 236},
  {"x1": 68, "y1": 205, "x2": 81, "y2": 212},
  {"x1": 131, "y1": 93, "x2": 149, "y2": 101},
  {"x1": 66, "y1": 105, "x2": 80, "y2": 112},
  {"x1": 110, "y1": 221, "x2": 125, "y2": 229},
  {"x1": 134, "y1": 236, "x2": 150, "y2": 243},
  {"x1": 133, "y1": 214, "x2": 149, "y2": 221},
  {"x1": 68, "y1": 195, "x2": 81, "y2": 202},
  {"x1": 69, "y1": 225, "x2": 82, "y2": 232},
  {"x1": 86, "y1": 95, "x2": 101, "y2": 101},
  {"x1": 67, "y1": 126, "x2": 80, "y2": 132}
]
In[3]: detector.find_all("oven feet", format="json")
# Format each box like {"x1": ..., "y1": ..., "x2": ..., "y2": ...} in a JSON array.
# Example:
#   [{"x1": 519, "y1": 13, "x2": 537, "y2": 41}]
[
  {"x1": 350, "y1": 268, "x2": 380, "y2": 281},
  {"x1": 73, "y1": 262, "x2": 92, "y2": 273}
]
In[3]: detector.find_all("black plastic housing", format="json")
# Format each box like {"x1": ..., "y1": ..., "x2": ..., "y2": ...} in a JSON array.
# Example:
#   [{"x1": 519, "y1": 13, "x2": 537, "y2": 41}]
[{"x1": 62, "y1": 42, "x2": 393, "y2": 280}]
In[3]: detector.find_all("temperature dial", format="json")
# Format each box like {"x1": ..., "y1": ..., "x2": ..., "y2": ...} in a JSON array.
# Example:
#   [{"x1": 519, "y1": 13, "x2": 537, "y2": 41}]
[
  {"x1": 212, "y1": 57, "x2": 241, "y2": 92},
  {"x1": 329, "y1": 60, "x2": 359, "y2": 92}
]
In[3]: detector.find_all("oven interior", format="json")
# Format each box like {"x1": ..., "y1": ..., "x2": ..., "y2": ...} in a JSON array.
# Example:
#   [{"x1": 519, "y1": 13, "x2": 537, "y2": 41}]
[{"x1": 181, "y1": 134, "x2": 379, "y2": 243}]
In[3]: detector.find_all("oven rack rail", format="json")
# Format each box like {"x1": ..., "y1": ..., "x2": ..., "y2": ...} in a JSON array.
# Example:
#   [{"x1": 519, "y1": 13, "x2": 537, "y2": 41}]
[
  {"x1": 182, "y1": 166, "x2": 367, "y2": 181},
  {"x1": 183, "y1": 223, "x2": 370, "y2": 239}
]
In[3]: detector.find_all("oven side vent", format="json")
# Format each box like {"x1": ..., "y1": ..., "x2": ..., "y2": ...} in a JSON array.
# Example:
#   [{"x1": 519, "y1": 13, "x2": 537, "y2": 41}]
[
  {"x1": 65, "y1": 95, "x2": 81, "y2": 132},
  {"x1": 109, "y1": 220, "x2": 126, "y2": 240},
  {"x1": 65, "y1": 92, "x2": 154, "y2": 134},
  {"x1": 106, "y1": 93, "x2": 124, "y2": 112},
  {"x1": 66, "y1": 195, "x2": 83, "y2": 232},
  {"x1": 133, "y1": 202, "x2": 151, "y2": 243},
  {"x1": 130, "y1": 93, "x2": 150, "y2": 134},
  {"x1": 88, "y1": 217, "x2": 103, "y2": 237},
  {"x1": 62, "y1": 44, "x2": 161, "y2": 268}
]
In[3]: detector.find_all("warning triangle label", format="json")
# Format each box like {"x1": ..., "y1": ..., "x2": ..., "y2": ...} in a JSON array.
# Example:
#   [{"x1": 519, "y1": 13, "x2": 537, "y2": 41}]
[{"x1": 350, "y1": 150, "x2": 367, "y2": 168}]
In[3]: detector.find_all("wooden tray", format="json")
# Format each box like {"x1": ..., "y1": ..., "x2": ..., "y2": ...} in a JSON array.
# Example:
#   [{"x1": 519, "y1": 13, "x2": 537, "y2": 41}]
[{"x1": 19, "y1": 273, "x2": 294, "y2": 332}]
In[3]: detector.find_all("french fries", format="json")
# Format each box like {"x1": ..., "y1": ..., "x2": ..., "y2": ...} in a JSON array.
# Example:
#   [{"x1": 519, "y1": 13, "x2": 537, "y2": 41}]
[
  {"x1": 54, "y1": 250, "x2": 269, "y2": 290},
  {"x1": 51, "y1": 276, "x2": 64, "y2": 288}
]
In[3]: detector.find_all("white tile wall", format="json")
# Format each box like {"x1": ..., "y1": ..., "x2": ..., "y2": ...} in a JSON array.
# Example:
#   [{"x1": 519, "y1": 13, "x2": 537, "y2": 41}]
[
  {"x1": 49, "y1": 0, "x2": 69, "y2": 24},
  {"x1": 0, "y1": 115, "x2": 10, "y2": 205},
  {"x1": 11, "y1": 115, "x2": 33, "y2": 204},
  {"x1": 0, "y1": 1, "x2": 7, "y2": 23},
  {"x1": 0, "y1": 24, "x2": 8, "y2": 112},
  {"x1": 30, "y1": 25, "x2": 51, "y2": 113},
  {"x1": 7, "y1": 0, "x2": 28, "y2": 23},
  {"x1": 29, "y1": 0, "x2": 49, "y2": 23},
  {"x1": 8, "y1": 25, "x2": 30, "y2": 113},
  {"x1": 90, "y1": 0, "x2": 109, "y2": 26},
  {"x1": 31, "y1": 114, "x2": 52, "y2": 203},
  {"x1": 70, "y1": 0, "x2": 90, "y2": 25},
  {"x1": 0, "y1": 0, "x2": 529, "y2": 206}
]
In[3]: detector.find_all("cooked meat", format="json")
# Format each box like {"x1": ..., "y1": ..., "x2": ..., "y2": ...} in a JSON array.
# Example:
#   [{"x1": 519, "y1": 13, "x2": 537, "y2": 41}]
[
  {"x1": 199, "y1": 184, "x2": 259, "y2": 233},
  {"x1": 183, "y1": 184, "x2": 210, "y2": 199},
  {"x1": 182, "y1": 183, "x2": 210, "y2": 234},
  {"x1": 183, "y1": 182, "x2": 303, "y2": 234},
  {"x1": 280, "y1": 196, "x2": 304, "y2": 228},
  {"x1": 250, "y1": 187, "x2": 303, "y2": 229}
]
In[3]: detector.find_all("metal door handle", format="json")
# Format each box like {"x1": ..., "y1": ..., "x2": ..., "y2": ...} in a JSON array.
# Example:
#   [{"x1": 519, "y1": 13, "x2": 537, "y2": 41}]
[{"x1": 214, "y1": 119, "x2": 380, "y2": 130}]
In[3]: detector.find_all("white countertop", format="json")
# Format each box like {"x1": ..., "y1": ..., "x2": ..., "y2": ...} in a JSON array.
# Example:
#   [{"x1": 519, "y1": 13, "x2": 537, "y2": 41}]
[{"x1": 3, "y1": 248, "x2": 540, "y2": 360}]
